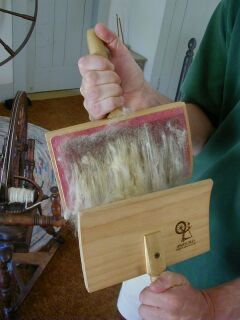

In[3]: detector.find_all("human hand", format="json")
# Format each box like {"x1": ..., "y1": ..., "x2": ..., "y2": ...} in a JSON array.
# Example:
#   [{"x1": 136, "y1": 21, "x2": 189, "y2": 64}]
[
  {"x1": 78, "y1": 23, "x2": 145, "y2": 120},
  {"x1": 139, "y1": 271, "x2": 213, "y2": 320}
]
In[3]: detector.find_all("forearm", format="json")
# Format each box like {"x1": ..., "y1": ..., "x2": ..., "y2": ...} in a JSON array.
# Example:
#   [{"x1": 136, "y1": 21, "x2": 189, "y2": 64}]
[
  {"x1": 206, "y1": 278, "x2": 240, "y2": 320},
  {"x1": 186, "y1": 103, "x2": 215, "y2": 155},
  {"x1": 132, "y1": 81, "x2": 215, "y2": 155}
]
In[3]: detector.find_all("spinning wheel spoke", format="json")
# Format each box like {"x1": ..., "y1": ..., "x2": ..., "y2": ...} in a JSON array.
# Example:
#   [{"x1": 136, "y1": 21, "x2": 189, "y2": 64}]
[
  {"x1": 0, "y1": 0, "x2": 38, "y2": 66},
  {"x1": 0, "y1": 8, "x2": 35, "y2": 21},
  {"x1": 0, "y1": 38, "x2": 15, "y2": 56}
]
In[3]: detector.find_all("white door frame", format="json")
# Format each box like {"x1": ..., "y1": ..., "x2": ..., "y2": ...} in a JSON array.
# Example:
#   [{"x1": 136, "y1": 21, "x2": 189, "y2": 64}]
[
  {"x1": 12, "y1": 0, "x2": 109, "y2": 95},
  {"x1": 150, "y1": 0, "x2": 187, "y2": 92},
  {"x1": 150, "y1": 0, "x2": 220, "y2": 99}
]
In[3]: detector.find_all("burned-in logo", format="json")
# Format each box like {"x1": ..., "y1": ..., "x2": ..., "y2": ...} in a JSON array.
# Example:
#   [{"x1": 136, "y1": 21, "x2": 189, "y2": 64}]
[
  {"x1": 175, "y1": 221, "x2": 192, "y2": 242},
  {"x1": 175, "y1": 221, "x2": 196, "y2": 251}
]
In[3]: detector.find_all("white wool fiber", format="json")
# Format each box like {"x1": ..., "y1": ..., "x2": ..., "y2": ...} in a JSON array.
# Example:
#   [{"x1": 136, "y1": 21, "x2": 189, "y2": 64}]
[{"x1": 59, "y1": 120, "x2": 188, "y2": 226}]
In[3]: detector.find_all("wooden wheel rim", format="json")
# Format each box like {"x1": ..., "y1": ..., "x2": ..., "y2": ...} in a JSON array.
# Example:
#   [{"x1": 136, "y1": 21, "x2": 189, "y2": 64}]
[{"x1": 0, "y1": 0, "x2": 38, "y2": 66}]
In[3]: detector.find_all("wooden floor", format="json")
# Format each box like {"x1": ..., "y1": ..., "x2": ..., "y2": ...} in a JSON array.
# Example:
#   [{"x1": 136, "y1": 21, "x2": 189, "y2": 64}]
[
  {"x1": 28, "y1": 89, "x2": 81, "y2": 101},
  {"x1": 0, "y1": 94, "x2": 89, "y2": 131},
  {"x1": 0, "y1": 94, "x2": 121, "y2": 320}
]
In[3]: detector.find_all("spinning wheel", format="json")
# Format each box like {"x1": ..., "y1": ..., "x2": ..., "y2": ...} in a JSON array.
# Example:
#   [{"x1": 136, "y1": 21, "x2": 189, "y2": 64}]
[
  {"x1": 175, "y1": 221, "x2": 187, "y2": 234},
  {"x1": 0, "y1": 92, "x2": 65, "y2": 320},
  {"x1": 0, "y1": 0, "x2": 38, "y2": 66},
  {"x1": 0, "y1": 91, "x2": 45, "y2": 211},
  {"x1": 1, "y1": 92, "x2": 27, "y2": 191},
  {"x1": 175, "y1": 220, "x2": 192, "y2": 243}
]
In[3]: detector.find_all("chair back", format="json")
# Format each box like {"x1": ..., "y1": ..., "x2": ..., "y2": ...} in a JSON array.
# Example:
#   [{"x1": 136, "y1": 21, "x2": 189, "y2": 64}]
[{"x1": 175, "y1": 38, "x2": 197, "y2": 101}]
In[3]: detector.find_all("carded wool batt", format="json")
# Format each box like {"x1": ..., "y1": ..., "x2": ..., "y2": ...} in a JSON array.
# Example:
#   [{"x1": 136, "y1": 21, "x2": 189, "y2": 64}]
[{"x1": 57, "y1": 118, "x2": 189, "y2": 226}]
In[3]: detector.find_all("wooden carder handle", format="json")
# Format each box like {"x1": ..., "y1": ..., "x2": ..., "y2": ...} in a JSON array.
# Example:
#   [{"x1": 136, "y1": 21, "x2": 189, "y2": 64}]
[
  {"x1": 87, "y1": 29, "x2": 123, "y2": 118},
  {"x1": 144, "y1": 231, "x2": 166, "y2": 282},
  {"x1": 87, "y1": 29, "x2": 109, "y2": 58}
]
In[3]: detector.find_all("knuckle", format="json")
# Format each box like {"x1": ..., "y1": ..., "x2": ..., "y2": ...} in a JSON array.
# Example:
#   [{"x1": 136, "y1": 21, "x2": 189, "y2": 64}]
[
  {"x1": 107, "y1": 97, "x2": 117, "y2": 110},
  {"x1": 89, "y1": 86, "x2": 100, "y2": 100},
  {"x1": 108, "y1": 96, "x2": 115, "y2": 105},
  {"x1": 83, "y1": 98, "x2": 89, "y2": 110},
  {"x1": 138, "y1": 304, "x2": 143, "y2": 316},
  {"x1": 108, "y1": 70, "x2": 119, "y2": 83},
  {"x1": 81, "y1": 78, "x2": 91, "y2": 93},
  {"x1": 80, "y1": 87, "x2": 84, "y2": 97},
  {"x1": 102, "y1": 59, "x2": 114, "y2": 70},
  {"x1": 139, "y1": 291, "x2": 144, "y2": 303},
  {"x1": 77, "y1": 57, "x2": 83, "y2": 68},
  {"x1": 78, "y1": 57, "x2": 87, "y2": 73},
  {"x1": 85, "y1": 71, "x2": 98, "y2": 84},
  {"x1": 84, "y1": 100, "x2": 101, "y2": 119},
  {"x1": 92, "y1": 56, "x2": 108, "y2": 70},
  {"x1": 160, "y1": 271, "x2": 175, "y2": 286},
  {"x1": 139, "y1": 288, "x2": 147, "y2": 303},
  {"x1": 138, "y1": 304, "x2": 145, "y2": 317},
  {"x1": 117, "y1": 85, "x2": 123, "y2": 95},
  {"x1": 83, "y1": 87, "x2": 98, "y2": 102},
  {"x1": 114, "y1": 73, "x2": 121, "y2": 84}
]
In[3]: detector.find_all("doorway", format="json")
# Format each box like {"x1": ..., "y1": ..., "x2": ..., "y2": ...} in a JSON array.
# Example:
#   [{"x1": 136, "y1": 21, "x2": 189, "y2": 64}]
[
  {"x1": 151, "y1": 0, "x2": 220, "y2": 100},
  {"x1": 13, "y1": 0, "x2": 96, "y2": 94}
]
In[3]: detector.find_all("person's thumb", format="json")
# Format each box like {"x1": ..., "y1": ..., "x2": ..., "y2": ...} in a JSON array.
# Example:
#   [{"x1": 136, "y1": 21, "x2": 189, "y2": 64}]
[
  {"x1": 94, "y1": 23, "x2": 128, "y2": 56},
  {"x1": 150, "y1": 271, "x2": 189, "y2": 293}
]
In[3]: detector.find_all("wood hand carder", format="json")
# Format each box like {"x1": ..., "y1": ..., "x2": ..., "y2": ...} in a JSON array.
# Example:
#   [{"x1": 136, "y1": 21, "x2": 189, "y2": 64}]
[
  {"x1": 46, "y1": 102, "x2": 193, "y2": 212},
  {"x1": 45, "y1": 29, "x2": 213, "y2": 293}
]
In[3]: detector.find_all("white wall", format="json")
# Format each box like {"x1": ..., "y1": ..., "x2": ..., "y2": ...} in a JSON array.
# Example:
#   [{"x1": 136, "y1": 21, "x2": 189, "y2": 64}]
[
  {"x1": 108, "y1": 0, "x2": 130, "y2": 43},
  {"x1": 0, "y1": 0, "x2": 13, "y2": 86},
  {"x1": 128, "y1": 0, "x2": 166, "y2": 82},
  {"x1": 153, "y1": 0, "x2": 220, "y2": 99},
  {"x1": 96, "y1": 0, "x2": 111, "y2": 25},
  {"x1": 107, "y1": 0, "x2": 166, "y2": 82},
  {"x1": 0, "y1": 0, "x2": 106, "y2": 101}
]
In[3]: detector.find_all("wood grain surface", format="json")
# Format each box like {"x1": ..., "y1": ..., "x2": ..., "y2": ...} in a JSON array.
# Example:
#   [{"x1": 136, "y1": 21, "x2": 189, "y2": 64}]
[{"x1": 79, "y1": 179, "x2": 213, "y2": 292}]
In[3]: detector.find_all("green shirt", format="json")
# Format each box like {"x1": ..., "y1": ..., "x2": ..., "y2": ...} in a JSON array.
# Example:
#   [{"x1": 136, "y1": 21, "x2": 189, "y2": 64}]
[{"x1": 169, "y1": 0, "x2": 240, "y2": 289}]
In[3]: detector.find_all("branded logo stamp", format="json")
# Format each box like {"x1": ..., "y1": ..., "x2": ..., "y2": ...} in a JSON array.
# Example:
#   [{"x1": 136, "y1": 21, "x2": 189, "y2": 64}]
[{"x1": 175, "y1": 221, "x2": 196, "y2": 251}]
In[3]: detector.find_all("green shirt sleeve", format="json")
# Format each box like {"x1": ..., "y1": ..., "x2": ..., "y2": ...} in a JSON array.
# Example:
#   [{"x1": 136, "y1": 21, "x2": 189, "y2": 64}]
[{"x1": 169, "y1": 0, "x2": 240, "y2": 289}]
